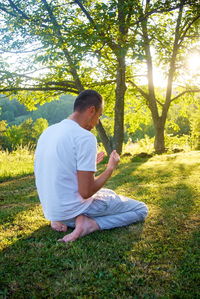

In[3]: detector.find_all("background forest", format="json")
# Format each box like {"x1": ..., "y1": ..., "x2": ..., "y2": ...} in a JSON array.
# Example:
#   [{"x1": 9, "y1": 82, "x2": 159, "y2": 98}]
[{"x1": 0, "y1": 92, "x2": 200, "y2": 152}]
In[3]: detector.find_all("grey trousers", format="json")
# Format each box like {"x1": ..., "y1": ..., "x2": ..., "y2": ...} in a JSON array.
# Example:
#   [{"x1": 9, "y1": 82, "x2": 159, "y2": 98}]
[{"x1": 63, "y1": 189, "x2": 148, "y2": 230}]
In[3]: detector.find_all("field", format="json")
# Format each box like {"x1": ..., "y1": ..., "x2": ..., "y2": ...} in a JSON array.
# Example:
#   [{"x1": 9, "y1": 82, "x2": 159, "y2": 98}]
[{"x1": 0, "y1": 150, "x2": 200, "y2": 298}]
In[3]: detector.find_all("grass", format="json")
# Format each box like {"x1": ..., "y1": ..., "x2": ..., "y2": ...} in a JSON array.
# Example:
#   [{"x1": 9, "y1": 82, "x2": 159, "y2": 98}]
[
  {"x1": 0, "y1": 149, "x2": 33, "y2": 183},
  {"x1": 0, "y1": 150, "x2": 200, "y2": 298}
]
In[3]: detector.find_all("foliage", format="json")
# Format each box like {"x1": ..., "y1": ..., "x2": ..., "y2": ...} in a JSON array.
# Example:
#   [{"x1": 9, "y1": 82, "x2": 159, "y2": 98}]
[
  {"x1": 0, "y1": 120, "x2": 10, "y2": 151},
  {"x1": 190, "y1": 111, "x2": 200, "y2": 150},
  {"x1": 0, "y1": 150, "x2": 200, "y2": 297},
  {"x1": 1, "y1": 118, "x2": 48, "y2": 151},
  {"x1": 166, "y1": 116, "x2": 190, "y2": 136},
  {"x1": 32, "y1": 118, "x2": 48, "y2": 139},
  {"x1": 4, "y1": 124, "x2": 24, "y2": 151},
  {"x1": 0, "y1": 120, "x2": 7, "y2": 133},
  {"x1": 137, "y1": 135, "x2": 155, "y2": 153},
  {"x1": 0, "y1": 0, "x2": 200, "y2": 154},
  {"x1": 165, "y1": 97, "x2": 200, "y2": 137},
  {"x1": 165, "y1": 134, "x2": 191, "y2": 152},
  {"x1": 123, "y1": 134, "x2": 192, "y2": 156}
]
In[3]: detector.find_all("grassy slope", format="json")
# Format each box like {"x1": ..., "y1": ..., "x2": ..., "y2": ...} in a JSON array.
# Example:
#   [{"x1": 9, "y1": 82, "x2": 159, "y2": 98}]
[{"x1": 0, "y1": 151, "x2": 199, "y2": 298}]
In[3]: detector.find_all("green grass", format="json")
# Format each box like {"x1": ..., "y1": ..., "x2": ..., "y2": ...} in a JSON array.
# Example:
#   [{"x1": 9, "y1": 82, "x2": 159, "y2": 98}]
[
  {"x1": 0, "y1": 149, "x2": 33, "y2": 182},
  {"x1": 0, "y1": 150, "x2": 200, "y2": 298}
]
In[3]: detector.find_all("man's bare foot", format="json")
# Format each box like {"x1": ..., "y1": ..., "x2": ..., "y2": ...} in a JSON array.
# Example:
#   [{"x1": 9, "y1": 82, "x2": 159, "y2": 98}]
[
  {"x1": 51, "y1": 221, "x2": 68, "y2": 232},
  {"x1": 58, "y1": 215, "x2": 100, "y2": 243}
]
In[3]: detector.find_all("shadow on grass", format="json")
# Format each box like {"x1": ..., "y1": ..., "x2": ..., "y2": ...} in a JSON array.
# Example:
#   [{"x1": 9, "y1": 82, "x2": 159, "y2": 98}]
[
  {"x1": 165, "y1": 226, "x2": 200, "y2": 298},
  {"x1": 0, "y1": 174, "x2": 34, "y2": 189},
  {"x1": 0, "y1": 203, "x2": 39, "y2": 226},
  {"x1": 0, "y1": 172, "x2": 34, "y2": 184},
  {"x1": 105, "y1": 157, "x2": 152, "y2": 190},
  {"x1": 0, "y1": 175, "x2": 38, "y2": 225},
  {"x1": 0, "y1": 221, "x2": 145, "y2": 298}
]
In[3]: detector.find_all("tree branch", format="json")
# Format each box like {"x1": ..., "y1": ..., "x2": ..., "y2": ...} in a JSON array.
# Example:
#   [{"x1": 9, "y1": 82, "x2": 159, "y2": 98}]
[
  {"x1": 0, "y1": 70, "x2": 78, "y2": 90},
  {"x1": 128, "y1": 79, "x2": 164, "y2": 107},
  {"x1": 73, "y1": 0, "x2": 117, "y2": 51},
  {"x1": 45, "y1": 81, "x2": 77, "y2": 88},
  {"x1": 0, "y1": 4, "x2": 18, "y2": 17},
  {"x1": 86, "y1": 80, "x2": 116, "y2": 88},
  {"x1": 74, "y1": 0, "x2": 96, "y2": 25},
  {"x1": 21, "y1": 66, "x2": 68, "y2": 76},
  {"x1": 133, "y1": 3, "x2": 184, "y2": 26},
  {"x1": 165, "y1": 3, "x2": 184, "y2": 106},
  {"x1": 156, "y1": 99, "x2": 164, "y2": 107},
  {"x1": 0, "y1": 2, "x2": 48, "y2": 29},
  {"x1": 41, "y1": 0, "x2": 84, "y2": 92},
  {"x1": 0, "y1": 70, "x2": 43, "y2": 82},
  {"x1": 0, "y1": 87, "x2": 79, "y2": 93},
  {"x1": 128, "y1": 80, "x2": 149, "y2": 101},
  {"x1": 7, "y1": 0, "x2": 30, "y2": 20},
  {"x1": 170, "y1": 89, "x2": 200, "y2": 102},
  {"x1": 179, "y1": 14, "x2": 200, "y2": 45},
  {"x1": 0, "y1": 46, "x2": 44, "y2": 54},
  {"x1": 140, "y1": 6, "x2": 160, "y2": 118}
]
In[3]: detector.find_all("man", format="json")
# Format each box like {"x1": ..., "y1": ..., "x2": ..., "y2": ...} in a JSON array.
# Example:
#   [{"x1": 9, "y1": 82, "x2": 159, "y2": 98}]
[{"x1": 34, "y1": 90, "x2": 148, "y2": 242}]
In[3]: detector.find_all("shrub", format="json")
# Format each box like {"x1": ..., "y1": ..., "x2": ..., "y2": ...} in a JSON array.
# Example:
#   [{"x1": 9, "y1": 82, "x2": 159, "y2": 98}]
[
  {"x1": 190, "y1": 113, "x2": 200, "y2": 150},
  {"x1": 0, "y1": 117, "x2": 48, "y2": 151},
  {"x1": 165, "y1": 134, "x2": 191, "y2": 152}
]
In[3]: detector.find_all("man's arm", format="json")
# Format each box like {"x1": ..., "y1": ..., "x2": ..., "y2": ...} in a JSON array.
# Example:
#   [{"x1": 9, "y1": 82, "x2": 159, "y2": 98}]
[{"x1": 77, "y1": 150, "x2": 120, "y2": 199}]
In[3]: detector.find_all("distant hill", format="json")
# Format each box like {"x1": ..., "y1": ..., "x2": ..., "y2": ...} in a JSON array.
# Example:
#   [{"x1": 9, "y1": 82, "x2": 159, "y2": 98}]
[{"x1": 0, "y1": 94, "x2": 75, "y2": 126}]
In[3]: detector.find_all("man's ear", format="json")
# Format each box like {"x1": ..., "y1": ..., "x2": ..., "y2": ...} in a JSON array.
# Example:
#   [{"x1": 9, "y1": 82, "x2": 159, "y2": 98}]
[{"x1": 88, "y1": 106, "x2": 96, "y2": 115}]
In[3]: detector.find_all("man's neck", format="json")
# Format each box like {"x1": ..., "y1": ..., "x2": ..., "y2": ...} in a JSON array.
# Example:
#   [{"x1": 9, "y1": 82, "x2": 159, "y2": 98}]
[{"x1": 68, "y1": 112, "x2": 87, "y2": 129}]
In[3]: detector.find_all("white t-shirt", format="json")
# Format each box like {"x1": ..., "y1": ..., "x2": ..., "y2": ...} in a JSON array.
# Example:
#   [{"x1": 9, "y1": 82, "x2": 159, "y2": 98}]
[{"x1": 34, "y1": 119, "x2": 97, "y2": 221}]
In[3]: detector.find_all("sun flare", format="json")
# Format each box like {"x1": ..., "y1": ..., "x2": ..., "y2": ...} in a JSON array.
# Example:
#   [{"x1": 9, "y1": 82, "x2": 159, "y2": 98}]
[{"x1": 187, "y1": 53, "x2": 200, "y2": 73}]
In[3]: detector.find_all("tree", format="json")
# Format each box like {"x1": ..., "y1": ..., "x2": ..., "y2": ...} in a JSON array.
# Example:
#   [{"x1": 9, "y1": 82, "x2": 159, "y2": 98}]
[
  {"x1": 5, "y1": 125, "x2": 24, "y2": 150},
  {"x1": 128, "y1": 0, "x2": 200, "y2": 153},
  {"x1": 0, "y1": 0, "x2": 200, "y2": 154},
  {"x1": 1, "y1": 117, "x2": 48, "y2": 151},
  {"x1": 32, "y1": 118, "x2": 48, "y2": 141}
]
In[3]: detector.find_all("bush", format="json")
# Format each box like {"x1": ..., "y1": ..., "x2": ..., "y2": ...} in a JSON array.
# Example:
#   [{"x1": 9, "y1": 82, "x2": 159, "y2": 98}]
[
  {"x1": 165, "y1": 134, "x2": 191, "y2": 152},
  {"x1": 123, "y1": 136, "x2": 154, "y2": 156},
  {"x1": 190, "y1": 113, "x2": 200, "y2": 150},
  {"x1": 0, "y1": 117, "x2": 48, "y2": 151}
]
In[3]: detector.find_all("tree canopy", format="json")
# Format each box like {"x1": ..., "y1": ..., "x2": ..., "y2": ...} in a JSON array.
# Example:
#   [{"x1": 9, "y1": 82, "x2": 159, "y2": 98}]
[{"x1": 0, "y1": 0, "x2": 200, "y2": 153}]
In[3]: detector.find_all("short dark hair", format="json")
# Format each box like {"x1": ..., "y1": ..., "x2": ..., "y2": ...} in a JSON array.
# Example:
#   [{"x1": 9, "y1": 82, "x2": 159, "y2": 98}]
[{"x1": 73, "y1": 90, "x2": 102, "y2": 112}]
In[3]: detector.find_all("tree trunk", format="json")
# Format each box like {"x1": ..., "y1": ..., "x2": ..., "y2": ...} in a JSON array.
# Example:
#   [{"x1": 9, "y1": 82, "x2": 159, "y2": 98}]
[
  {"x1": 154, "y1": 118, "x2": 165, "y2": 154},
  {"x1": 112, "y1": 0, "x2": 128, "y2": 155},
  {"x1": 96, "y1": 121, "x2": 113, "y2": 155},
  {"x1": 113, "y1": 55, "x2": 126, "y2": 154}
]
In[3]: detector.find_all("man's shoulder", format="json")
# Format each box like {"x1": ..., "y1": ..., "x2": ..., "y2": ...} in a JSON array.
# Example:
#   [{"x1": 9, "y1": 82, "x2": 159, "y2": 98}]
[
  {"x1": 64, "y1": 120, "x2": 95, "y2": 138},
  {"x1": 76, "y1": 129, "x2": 96, "y2": 144},
  {"x1": 58, "y1": 119, "x2": 96, "y2": 143}
]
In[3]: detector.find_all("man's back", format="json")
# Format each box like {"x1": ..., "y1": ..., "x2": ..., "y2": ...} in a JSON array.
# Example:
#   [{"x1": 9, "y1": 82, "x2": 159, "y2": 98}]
[{"x1": 34, "y1": 119, "x2": 97, "y2": 221}]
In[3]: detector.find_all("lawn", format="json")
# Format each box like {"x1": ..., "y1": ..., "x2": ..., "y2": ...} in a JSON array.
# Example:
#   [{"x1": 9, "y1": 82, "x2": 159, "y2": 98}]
[{"x1": 0, "y1": 150, "x2": 199, "y2": 298}]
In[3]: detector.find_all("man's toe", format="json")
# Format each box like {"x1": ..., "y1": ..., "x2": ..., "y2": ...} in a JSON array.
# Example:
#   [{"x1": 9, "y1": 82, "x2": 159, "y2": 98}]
[{"x1": 61, "y1": 225, "x2": 68, "y2": 232}]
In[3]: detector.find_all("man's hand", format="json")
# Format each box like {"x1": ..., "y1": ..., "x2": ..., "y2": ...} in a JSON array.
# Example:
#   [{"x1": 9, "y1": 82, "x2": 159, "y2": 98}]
[
  {"x1": 77, "y1": 150, "x2": 119, "y2": 199},
  {"x1": 96, "y1": 151, "x2": 105, "y2": 164},
  {"x1": 107, "y1": 150, "x2": 120, "y2": 171}
]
